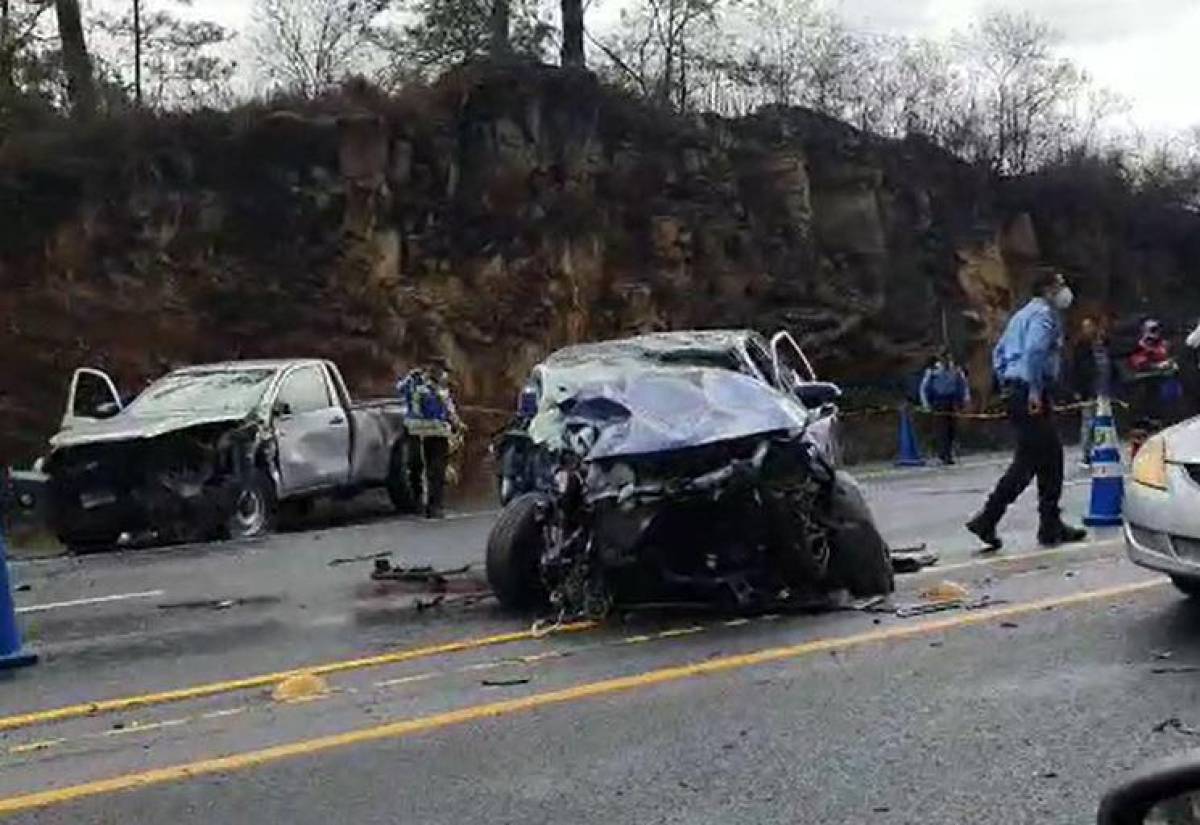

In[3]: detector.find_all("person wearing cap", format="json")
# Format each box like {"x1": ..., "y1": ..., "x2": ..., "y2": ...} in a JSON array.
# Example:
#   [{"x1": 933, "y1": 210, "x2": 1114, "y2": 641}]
[
  {"x1": 966, "y1": 271, "x2": 1087, "y2": 551},
  {"x1": 395, "y1": 358, "x2": 464, "y2": 519},
  {"x1": 919, "y1": 350, "x2": 971, "y2": 465}
]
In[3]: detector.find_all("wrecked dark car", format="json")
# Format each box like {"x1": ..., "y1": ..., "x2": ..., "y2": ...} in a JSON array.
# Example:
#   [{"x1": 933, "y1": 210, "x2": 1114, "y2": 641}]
[
  {"x1": 485, "y1": 332, "x2": 893, "y2": 618},
  {"x1": 493, "y1": 328, "x2": 842, "y2": 504},
  {"x1": 38, "y1": 360, "x2": 415, "y2": 551}
]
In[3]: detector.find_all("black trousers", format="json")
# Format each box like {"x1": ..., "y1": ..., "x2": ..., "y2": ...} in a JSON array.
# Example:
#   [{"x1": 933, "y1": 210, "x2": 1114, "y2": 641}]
[
  {"x1": 978, "y1": 383, "x2": 1063, "y2": 527},
  {"x1": 407, "y1": 435, "x2": 449, "y2": 512},
  {"x1": 931, "y1": 398, "x2": 957, "y2": 462}
]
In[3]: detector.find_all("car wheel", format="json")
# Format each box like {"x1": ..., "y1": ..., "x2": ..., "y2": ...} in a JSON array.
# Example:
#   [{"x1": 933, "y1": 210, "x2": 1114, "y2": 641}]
[
  {"x1": 386, "y1": 441, "x2": 418, "y2": 514},
  {"x1": 826, "y1": 472, "x2": 894, "y2": 597},
  {"x1": 225, "y1": 469, "x2": 276, "y2": 540},
  {"x1": 486, "y1": 493, "x2": 550, "y2": 610},
  {"x1": 1171, "y1": 576, "x2": 1200, "y2": 598}
]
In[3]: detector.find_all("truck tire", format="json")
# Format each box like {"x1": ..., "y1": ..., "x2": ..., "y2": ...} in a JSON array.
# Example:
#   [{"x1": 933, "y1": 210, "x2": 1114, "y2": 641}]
[
  {"x1": 486, "y1": 493, "x2": 550, "y2": 610},
  {"x1": 225, "y1": 469, "x2": 277, "y2": 540},
  {"x1": 826, "y1": 472, "x2": 894, "y2": 597},
  {"x1": 386, "y1": 441, "x2": 418, "y2": 514}
]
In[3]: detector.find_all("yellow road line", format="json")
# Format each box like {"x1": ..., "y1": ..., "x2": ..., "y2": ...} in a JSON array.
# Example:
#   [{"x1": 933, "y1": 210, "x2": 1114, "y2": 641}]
[
  {"x1": 0, "y1": 578, "x2": 1165, "y2": 816},
  {"x1": 0, "y1": 622, "x2": 596, "y2": 734}
]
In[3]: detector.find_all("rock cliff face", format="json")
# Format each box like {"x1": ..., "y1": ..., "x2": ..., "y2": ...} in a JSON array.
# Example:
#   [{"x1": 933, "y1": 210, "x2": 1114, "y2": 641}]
[{"x1": 2, "y1": 65, "x2": 1198, "y2": 460}]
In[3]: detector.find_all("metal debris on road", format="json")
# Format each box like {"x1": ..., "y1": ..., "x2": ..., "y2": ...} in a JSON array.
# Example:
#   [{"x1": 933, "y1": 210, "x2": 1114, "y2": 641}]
[
  {"x1": 370, "y1": 559, "x2": 472, "y2": 590},
  {"x1": 890, "y1": 544, "x2": 938, "y2": 574},
  {"x1": 1153, "y1": 649, "x2": 1174, "y2": 660},
  {"x1": 1154, "y1": 718, "x2": 1200, "y2": 735},
  {"x1": 893, "y1": 593, "x2": 1006, "y2": 619},
  {"x1": 1151, "y1": 665, "x2": 1200, "y2": 674},
  {"x1": 328, "y1": 551, "x2": 392, "y2": 567},
  {"x1": 481, "y1": 676, "x2": 531, "y2": 687}
]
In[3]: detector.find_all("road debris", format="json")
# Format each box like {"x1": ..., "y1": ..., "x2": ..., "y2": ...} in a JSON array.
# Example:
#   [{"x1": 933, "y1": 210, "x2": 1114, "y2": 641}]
[
  {"x1": 371, "y1": 559, "x2": 472, "y2": 591},
  {"x1": 890, "y1": 544, "x2": 938, "y2": 573},
  {"x1": 1153, "y1": 718, "x2": 1200, "y2": 736},
  {"x1": 1151, "y1": 665, "x2": 1200, "y2": 674},
  {"x1": 920, "y1": 580, "x2": 971, "y2": 603},
  {"x1": 329, "y1": 551, "x2": 392, "y2": 567},
  {"x1": 1153, "y1": 649, "x2": 1174, "y2": 660},
  {"x1": 271, "y1": 673, "x2": 329, "y2": 703},
  {"x1": 999, "y1": 620, "x2": 1019, "y2": 628},
  {"x1": 481, "y1": 676, "x2": 531, "y2": 687}
]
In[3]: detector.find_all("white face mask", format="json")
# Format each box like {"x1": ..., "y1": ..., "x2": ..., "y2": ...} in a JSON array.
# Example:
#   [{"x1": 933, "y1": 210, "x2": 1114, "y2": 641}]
[{"x1": 1052, "y1": 286, "x2": 1074, "y2": 310}]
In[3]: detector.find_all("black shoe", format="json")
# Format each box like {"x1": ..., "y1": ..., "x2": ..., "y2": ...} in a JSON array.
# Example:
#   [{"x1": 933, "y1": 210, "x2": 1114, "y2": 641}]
[
  {"x1": 1038, "y1": 521, "x2": 1087, "y2": 547},
  {"x1": 966, "y1": 514, "x2": 1003, "y2": 551}
]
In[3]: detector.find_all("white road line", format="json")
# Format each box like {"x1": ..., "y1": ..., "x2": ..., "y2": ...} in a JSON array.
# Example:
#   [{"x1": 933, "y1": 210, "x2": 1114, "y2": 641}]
[
  {"x1": 908, "y1": 538, "x2": 1124, "y2": 578},
  {"x1": 15, "y1": 590, "x2": 165, "y2": 615}
]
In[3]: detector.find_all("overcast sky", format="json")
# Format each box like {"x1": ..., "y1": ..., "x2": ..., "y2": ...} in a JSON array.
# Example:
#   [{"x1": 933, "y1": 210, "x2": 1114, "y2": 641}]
[{"x1": 107, "y1": 0, "x2": 1200, "y2": 134}]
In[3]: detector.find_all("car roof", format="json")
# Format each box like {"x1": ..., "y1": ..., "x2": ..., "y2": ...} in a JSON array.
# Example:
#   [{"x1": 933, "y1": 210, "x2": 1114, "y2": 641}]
[
  {"x1": 170, "y1": 359, "x2": 325, "y2": 375},
  {"x1": 543, "y1": 330, "x2": 757, "y2": 367}
]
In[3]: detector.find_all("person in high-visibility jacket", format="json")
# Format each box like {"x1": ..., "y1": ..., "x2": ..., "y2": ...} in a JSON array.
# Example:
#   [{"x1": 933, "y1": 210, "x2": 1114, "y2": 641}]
[{"x1": 396, "y1": 358, "x2": 464, "y2": 519}]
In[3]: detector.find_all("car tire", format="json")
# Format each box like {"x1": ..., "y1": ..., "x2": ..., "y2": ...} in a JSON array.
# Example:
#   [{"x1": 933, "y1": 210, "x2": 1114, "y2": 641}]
[
  {"x1": 225, "y1": 469, "x2": 277, "y2": 540},
  {"x1": 486, "y1": 492, "x2": 550, "y2": 610},
  {"x1": 386, "y1": 441, "x2": 418, "y2": 514},
  {"x1": 826, "y1": 472, "x2": 894, "y2": 597},
  {"x1": 1171, "y1": 576, "x2": 1200, "y2": 598}
]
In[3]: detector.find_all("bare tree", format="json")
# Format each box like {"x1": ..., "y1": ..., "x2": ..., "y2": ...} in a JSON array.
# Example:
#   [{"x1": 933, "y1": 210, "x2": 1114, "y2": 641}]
[
  {"x1": 54, "y1": 0, "x2": 96, "y2": 118},
  {"x1": 94, "y1": 1, "x2": 236, "y2": 109},
  {"x1": 596, "y1": 0, "x2": 719, "y2": 111},
  {"x1": 252, "y1": 0, "x2": 388, "y2": 97},
  {"x1": 959, "y1": 11, "x2": 1085, "y2": 174},
  {"x1": 561, "y1": 0, "x2": 583, "y2": 67},
  {"x1": 371, "y1": 0, "x2": 550, "y2": 82},
  {"x1": 489, "y1": 0, "x2": 509, "y2": 57}
]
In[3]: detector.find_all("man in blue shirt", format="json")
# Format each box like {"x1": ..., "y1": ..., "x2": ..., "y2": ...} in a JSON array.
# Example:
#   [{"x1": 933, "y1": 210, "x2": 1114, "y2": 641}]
[
  {"x1": 966, "y1": 271, "x2": 1087, "y2": 551},
  {"x1": 920, "y1": 351, "x2": 971, "y2": 464}
]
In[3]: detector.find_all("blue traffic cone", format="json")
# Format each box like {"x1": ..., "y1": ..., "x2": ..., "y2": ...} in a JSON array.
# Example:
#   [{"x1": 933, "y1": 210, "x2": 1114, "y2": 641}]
[
  {"x1": 0, "y1": 520, "x2": 36, "y2": 670},
  {"x1": 895, "y1": 405, "x2": 926, "y2": 467},
  {"x1": 1083, "y1": 396, "x2": 1124, "y2": 527}
]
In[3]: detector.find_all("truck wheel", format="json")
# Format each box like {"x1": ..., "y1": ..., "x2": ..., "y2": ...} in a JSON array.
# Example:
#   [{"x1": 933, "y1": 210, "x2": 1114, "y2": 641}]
[
  {"x1": 486, "y1": 493, "x2": 550, "y2": 610},
  {"x1": 826, "y1": 472, "x2": 894, "y2": 597},
  {"x1": 386, "y1": 442, "x2": 418, "y2": 514},
  {"x1": 226, "y1": 469, "x2": 276, "y2": 540}
]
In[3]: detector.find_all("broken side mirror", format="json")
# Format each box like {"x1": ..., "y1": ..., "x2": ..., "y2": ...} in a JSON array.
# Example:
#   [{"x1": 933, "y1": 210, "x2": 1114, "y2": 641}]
[
  {"x1": 1099, "y1": 751, "x2": 1200, "y2": 824},
  {"x1": 795, "y1": 381, "x2": 842, "y2": 409}
]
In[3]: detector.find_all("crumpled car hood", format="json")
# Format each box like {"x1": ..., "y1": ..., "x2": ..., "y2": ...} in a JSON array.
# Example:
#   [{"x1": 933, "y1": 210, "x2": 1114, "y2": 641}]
[
  {"x1": 49, "y1": 410, "x2": 251, "y2": 450},
  {"x1": 529, "y1": 363, "x2": 809, "y2": 460}
]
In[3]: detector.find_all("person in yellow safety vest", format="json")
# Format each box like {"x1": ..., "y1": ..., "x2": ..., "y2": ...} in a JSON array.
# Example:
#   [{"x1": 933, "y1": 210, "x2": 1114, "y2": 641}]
[{"x1": 395, "y1": 358, "x2": 464, "y2": 519}]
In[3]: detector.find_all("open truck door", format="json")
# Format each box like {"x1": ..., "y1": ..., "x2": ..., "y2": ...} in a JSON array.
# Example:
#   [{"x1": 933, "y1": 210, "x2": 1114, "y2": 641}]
[
  {"x1": 61, "y1": 368, "x2": 123, "y2": 430},
  {"x1": 769, "y1": 331, "x2": 842, "y2": 466}
]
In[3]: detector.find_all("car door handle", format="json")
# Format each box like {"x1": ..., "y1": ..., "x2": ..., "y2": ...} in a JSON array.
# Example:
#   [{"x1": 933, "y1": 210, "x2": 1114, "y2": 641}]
[{"x1": 330, "y1": 415, "x2": 345, "y2": 425}]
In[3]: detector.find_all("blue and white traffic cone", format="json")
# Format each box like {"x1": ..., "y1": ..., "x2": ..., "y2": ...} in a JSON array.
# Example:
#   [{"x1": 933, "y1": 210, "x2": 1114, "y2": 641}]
[
  {"x1": 0, "y1": 517, "x2": 36, "y2": 670},
  {"x1": 895, "y1": 405, "x2": 926, "y2": 467},
  {"x1": 1083, "y1": 396, "x2": 1124, "y2": 527}
]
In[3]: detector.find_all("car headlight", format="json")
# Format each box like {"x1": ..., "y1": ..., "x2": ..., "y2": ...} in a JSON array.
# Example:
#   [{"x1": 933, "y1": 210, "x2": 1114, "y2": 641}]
[{"x1": 1132, "y1": 436, "x2": 1168, "y2": 490}]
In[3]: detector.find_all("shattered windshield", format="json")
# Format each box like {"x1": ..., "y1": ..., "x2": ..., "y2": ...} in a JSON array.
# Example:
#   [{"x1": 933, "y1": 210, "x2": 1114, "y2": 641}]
[{"x1": 126, "y1": 369, "x2": 276, "y2": 417}]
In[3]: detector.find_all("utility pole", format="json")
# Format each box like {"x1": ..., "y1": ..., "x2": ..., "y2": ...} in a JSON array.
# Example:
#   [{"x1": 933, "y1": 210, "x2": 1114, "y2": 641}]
[{"x1": 133, "y1": 0, "x2": 142, "y2": 106}]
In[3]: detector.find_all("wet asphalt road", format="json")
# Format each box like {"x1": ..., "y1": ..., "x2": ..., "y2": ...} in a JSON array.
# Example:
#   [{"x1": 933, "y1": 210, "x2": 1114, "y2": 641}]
[{"x1": 2, "y1": 453, "x2": 1187, "y2": 824}]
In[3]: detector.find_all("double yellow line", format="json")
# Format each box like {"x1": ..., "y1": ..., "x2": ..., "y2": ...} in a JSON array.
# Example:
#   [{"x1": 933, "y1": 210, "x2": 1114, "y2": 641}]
[{"x1": 0, "y1": 577, "x2": 1166, "y2": 816}]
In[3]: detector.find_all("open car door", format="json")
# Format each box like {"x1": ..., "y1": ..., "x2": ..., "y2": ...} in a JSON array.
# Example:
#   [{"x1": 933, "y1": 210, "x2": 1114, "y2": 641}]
[
  {"x1": 769, "y1": 331, "x2": 841, "y2": 465},
  {"x1": 61, "y1": 368, "x2": 123, "y2": 430}
]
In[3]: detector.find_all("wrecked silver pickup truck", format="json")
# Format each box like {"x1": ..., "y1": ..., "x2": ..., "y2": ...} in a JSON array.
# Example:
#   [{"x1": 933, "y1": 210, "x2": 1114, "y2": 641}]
[
  {"x1": 485, "y1": 331, "x2": 893, "y2": 618},
  {"x1": 38, "y1": 360, "x2": 416, "y2": 551}
]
